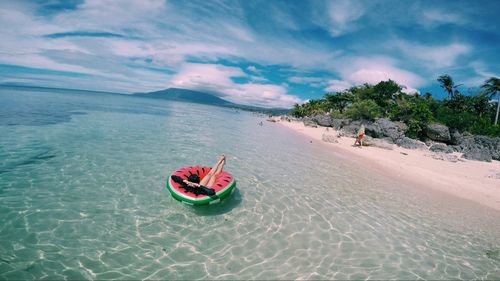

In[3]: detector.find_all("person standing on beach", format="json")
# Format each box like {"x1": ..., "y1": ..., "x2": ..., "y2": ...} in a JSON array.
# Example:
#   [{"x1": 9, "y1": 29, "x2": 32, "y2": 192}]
[{"x1": 354, "y1": 124, "x2": 365, "y2": 147}]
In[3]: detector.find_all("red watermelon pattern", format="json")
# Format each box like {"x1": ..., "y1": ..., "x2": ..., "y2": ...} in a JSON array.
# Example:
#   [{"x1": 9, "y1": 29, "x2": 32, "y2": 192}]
[{"x1": 170, "y1": 166, "x2": 234, "y2": 198}]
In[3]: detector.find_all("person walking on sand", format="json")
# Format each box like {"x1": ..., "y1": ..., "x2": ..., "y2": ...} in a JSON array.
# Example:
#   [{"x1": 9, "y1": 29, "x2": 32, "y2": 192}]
[{"x1": 354, "y1": 124, "x2": 365, "y2": 147}]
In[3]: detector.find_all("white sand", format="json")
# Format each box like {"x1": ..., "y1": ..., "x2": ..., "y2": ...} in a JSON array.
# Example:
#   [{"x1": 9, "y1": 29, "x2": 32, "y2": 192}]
[{"x1": 275, "y1": 119, "x2": 500, "y2": 211}]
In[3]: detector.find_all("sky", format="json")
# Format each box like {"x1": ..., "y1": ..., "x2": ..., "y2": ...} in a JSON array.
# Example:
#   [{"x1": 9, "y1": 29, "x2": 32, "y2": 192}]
[{"x1": 0, "y1": 0, "x2": 499, "y2": 108}]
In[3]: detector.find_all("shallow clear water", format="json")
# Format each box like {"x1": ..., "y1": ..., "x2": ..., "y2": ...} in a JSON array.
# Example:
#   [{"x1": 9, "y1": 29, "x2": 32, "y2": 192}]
[{"x1": 1, "y1": 88, "x2": 499, "y2": 280}]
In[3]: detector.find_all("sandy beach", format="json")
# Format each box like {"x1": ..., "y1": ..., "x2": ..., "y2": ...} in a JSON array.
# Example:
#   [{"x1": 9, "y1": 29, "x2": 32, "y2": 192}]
[{"x1": 275, "y1": 119, "x2": 500, "y2": 212}]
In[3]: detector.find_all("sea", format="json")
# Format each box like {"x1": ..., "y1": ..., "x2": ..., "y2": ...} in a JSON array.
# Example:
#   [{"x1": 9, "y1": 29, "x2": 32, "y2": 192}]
[{"x1": 1, "y1": 87, "x2": 499, "y2": 280}]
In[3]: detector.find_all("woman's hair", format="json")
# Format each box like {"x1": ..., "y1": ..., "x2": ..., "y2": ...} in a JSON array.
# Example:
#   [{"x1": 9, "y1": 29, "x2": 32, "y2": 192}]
[{"x1": 187, "y1": 174, "x2": 200, "y2": 183}]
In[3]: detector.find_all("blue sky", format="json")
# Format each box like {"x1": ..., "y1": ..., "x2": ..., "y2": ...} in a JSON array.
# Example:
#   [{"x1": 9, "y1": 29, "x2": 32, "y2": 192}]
[{"x1": 0, "y1": 0, "x2": 499, "y2": 108}]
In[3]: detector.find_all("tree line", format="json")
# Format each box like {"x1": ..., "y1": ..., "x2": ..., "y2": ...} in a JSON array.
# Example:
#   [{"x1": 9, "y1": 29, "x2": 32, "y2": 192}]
[{"x1": 289, "y1": 76, "x2": 500, "y2": 138}]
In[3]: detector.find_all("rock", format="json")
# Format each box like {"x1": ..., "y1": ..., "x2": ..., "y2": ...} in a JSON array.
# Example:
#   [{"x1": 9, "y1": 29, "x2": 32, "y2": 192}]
[
  {"x1": 363, "y1": 136, "x2": 394, "y2": 150},
  {"x1": 474, "y1": 135, "x2": 500, "y2": 161},
  {"x1": 303, "y1": 119, "x2": 317, "y2": 127},
  {"x1": 429, "y1": 153, "x2": 459, "y2": 162},
  {"x1": 322, "y1": 131, "x2": 340, "y2": 143},
  {"x1": 340, "y1": 120, "x2": 365, "y2": 137},
  {"x1": 312, "y1": 115, "x2": 332, "y2": 127},
  {"x1": 448, "y1": 145, "x2": 463, "y2": 152},
  {"x1": 365, "y1": 118, "x2": 405, "y2": 142},
  {"x1": 450, "y1": 130, "x2": 462, "y2": 145},
  {"x1": 462, "y1": 147, "x2": 492, "y2": 162},
  {"x1": 426, "y1": 123, "x2": 451, "y2": 142},
  {"x1": 429, "y1": 143, "x2": 453, "y2": 154},
  {"x1": 457, "y1": 135, "x2": 500, "y2": 162},
  {"x1": 280, "y1": 116, "x2": 291, "y2": 122},
  {"x1": 395, "y1": 137, "x2": 428, "y2": 150},
  {"x1": 330, "y1": 118, "x2": 350, "y2": 130}
]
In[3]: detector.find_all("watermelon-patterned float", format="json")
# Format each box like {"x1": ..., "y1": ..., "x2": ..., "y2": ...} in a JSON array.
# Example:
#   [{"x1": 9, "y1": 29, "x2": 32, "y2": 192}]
[{"x1": 166, "y1": 166, "x2": 236, "y2": 205}]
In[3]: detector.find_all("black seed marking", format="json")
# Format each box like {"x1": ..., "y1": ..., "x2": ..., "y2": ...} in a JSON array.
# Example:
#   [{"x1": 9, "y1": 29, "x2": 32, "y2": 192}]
[
  {"x1": 202, "y1": 167, "x2": 205, "y2": 172},
  {"x1": 217, "y1": 184, "x2": 222, "y2": 187},
  {"x1": 196, "y1": 170, "x2": 200, "y2": 175}
]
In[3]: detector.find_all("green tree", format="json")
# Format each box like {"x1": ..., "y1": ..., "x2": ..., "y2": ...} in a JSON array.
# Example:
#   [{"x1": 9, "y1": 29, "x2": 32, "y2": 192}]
[
  {"x1": 345, "y1": 100, "x2": 382, "y2": 121},
  {"x1": 324, "y1": 91, "x2": 354, "y2": 113},
  {"x1": 469, "y1": 92, "x2": 490, "y2": 117},
  {"x1": 372, "y1": 79, "x2": 401, "y2": 108},
  {"x1": 290, "y1": 103, "x2": 305, "y2": 117},
  {"x1": 481, "y1": 77, "x2": 500, "y2": 125},
  {"x1": 437, "y1": 74, "x2": 461, "y2": 99},
  {"x1": 390, "y1": 95, "x2": 433, "y2": 138}
]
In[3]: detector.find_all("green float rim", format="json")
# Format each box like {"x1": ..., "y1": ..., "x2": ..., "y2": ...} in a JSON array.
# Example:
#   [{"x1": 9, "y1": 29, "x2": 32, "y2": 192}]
[{"x1": 166, "y1": 177, "x2": 236, "y2": 205}]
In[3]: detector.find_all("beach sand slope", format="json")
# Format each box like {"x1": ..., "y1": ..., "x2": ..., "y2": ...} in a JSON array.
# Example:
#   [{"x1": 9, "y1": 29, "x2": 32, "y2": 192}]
[{"x1": 277, "y1": 120, "x2": 500, "y2": 211}]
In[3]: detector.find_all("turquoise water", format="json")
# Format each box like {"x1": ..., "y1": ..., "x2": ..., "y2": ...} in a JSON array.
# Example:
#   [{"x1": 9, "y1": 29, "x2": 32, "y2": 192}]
[{"x1": 1, "y1": 88, "x2": 499, "y2": 280}]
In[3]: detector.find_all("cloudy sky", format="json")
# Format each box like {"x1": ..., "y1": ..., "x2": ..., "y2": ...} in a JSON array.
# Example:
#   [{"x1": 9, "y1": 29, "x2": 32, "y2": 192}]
[{"x1": 0, "y1": 0, "x2": 499, "y2": 108}]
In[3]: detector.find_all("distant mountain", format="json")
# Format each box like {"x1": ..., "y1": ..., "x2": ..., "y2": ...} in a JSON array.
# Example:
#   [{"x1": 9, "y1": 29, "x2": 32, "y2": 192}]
[
  {"x1": 134, "y1": 88, "x2": 233, "y2": 106},
  {"x1": 0, "y1": 84, "x2": 290, "y2": 114},
  {"x1": 135, "y1": 87, "x2": 291, "y2": 115}
]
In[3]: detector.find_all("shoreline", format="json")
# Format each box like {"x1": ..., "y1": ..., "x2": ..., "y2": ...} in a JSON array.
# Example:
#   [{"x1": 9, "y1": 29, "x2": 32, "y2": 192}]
[{"x1": 274, "y1": 119, "x2": 500, "y2": 212}]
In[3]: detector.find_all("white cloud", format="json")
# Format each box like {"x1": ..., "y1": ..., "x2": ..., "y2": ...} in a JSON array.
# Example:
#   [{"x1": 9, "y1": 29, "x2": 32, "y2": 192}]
[
  {"x1": 324, "y1": 0, "x2": 366, "y2": 36},
  {"x1": 330, "y1": 56, "x2": 424, "y2": 94},
  {"x1": 395, "y1": 40, "x2": 471, "y2": 69},
  {"x1": 169, "y1": 63, "x2": 303, "y2": 108},
  {"x1": 462, "y1": 60, "x2": 496, "y2": 87},
  {"x1": 0, "y1": 1, "x2": 496, "y2": 106},
  {"x1": 325, "y1": 79, "x2": 352, "y2": 92},
  {"x1": 246, "y1": 65, "x2": 257, "y2": 72},
  {"x1": 224, "y1": 24, "x2": 255, "y2": 42},
  {"x1": 288, "y1": 76, "x2": 324, "y2": 84},
  {"x1": 421, "y1": 9, "x2": 465, "y2": 27},
  {"x1": 250, "y1": 76, "x2": 268, "y2": 82}
]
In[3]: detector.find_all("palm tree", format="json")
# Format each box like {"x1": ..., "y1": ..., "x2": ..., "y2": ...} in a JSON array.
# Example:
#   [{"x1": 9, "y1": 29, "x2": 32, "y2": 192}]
[
  {"x1": 437, "y1": 74, "x2": 461, "y2": 99},
  {"x1": 481, "y1": 77, "x2": 500, "y2": 125}
]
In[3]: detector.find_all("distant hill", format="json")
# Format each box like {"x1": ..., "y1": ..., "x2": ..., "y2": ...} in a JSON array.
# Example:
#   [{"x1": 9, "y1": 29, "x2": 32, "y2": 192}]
[
  {"x1": 135, "y1": 87, "x2": 291, "y2": 115},
  {"x1": 134, "y1": 88, "x2": 232, "y2": 106},
  {"x1": 0, "y1": 84, "x2": 290, "y2": 115}
]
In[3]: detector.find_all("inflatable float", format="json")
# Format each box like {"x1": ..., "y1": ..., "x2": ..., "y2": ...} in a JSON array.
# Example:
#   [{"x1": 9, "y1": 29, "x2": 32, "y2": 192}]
[{"x1": 166, "y1": 166, "x2": 236, "y2": 205}]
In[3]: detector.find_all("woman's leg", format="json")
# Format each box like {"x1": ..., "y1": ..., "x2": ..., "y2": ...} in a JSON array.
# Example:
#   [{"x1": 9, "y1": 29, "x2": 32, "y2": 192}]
[
  {"x1": 206, "y1": 158, "x2": 225, "y2": 187},
  {"x1": 200, "y1": 155, "x2": 225, "y2": 186}
]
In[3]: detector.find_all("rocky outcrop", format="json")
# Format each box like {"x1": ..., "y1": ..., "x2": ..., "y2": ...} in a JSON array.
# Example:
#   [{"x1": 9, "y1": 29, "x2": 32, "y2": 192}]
[
  {"x1": 462, "y1": 147, "x2": 492, "y2": 162},
  {"x1": 295, "y1": 116, "x2": 499, "y2": 160},
  {"x1": 395, "y1": 137, "x2": 428, "y2": 150},
  {"x1": 450, "y1": 130, "x2": 463, "y2": 145},
  {"x1": 426, "y1": 123, "x2": 451, "y2": 142},
  {"x1": 339, "y1": 120, "x2": 364, "y2": 138},
  {"x1": 303, "y1": 120, "x2": 317, "y2": 127},
  {"x1": 330, "y1": 118, "x2": 351, "y2": 130},
  {"x1": 302, "y1": 117, "x2": 317, "y2": 127},
  {"x1": 429, "y1": 143, "x2": 453, "y2": 154},
  {"x1": 457, "y1": 135, "x2": 500, "y2": 162},
  {"x1": 473, "y1": 136, "x2": 500, "y2": 161},
  {"x1": 312, "y1": 115, "x2": 332, "y2": 127},
  {"x1": 365, "y1": 118, "x2": 406, "y2": 143}
]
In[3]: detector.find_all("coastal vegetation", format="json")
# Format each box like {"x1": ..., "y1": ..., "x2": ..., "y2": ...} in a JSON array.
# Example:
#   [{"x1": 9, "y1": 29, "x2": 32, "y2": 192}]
[{"x1": 290, "y1": 76, "x2": 500, "y2": 138}]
